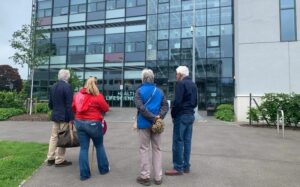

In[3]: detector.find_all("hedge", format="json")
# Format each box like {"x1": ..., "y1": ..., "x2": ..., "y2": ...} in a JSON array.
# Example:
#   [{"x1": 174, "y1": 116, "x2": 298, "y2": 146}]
[{"x1": 0, "y1": 108, "x2": 25, "y2": 121}]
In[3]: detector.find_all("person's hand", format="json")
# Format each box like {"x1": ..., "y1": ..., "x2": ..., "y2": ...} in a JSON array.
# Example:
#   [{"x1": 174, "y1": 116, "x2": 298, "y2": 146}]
[{"x1": 155, "y1": 115, "x2": 161, "y2": 121}]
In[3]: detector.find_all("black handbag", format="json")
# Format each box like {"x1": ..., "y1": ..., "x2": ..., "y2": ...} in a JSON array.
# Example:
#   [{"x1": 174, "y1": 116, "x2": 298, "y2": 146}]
[{"x1": 57, "y1": 123, "x2": 80, "y2": 148}]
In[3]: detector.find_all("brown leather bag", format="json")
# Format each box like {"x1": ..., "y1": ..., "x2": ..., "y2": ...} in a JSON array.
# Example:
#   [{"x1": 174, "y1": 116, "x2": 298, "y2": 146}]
[{"x1": 57, "y1": 123, "x2": 80, "y2": 148}]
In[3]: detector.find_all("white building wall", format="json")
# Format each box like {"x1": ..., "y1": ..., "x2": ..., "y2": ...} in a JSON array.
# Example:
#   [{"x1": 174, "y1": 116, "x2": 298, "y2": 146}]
[{"x1": 234, "y1": 0, "x2": 300, "y2": 121}]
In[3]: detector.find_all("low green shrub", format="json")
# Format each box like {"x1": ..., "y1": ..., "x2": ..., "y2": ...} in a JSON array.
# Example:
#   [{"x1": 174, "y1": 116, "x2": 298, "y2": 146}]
[
  {"x1": 35, "y1": 103, "x2": 49, "y2": 113},
  {"x1": 47, "y1": 110, "x2": 52, "y2": 120},
  {"x1": 214, "y1": 104, "x2": 235, "y2": 122},
  {"x1": 0, "y1": 91, "x2": 25, "y2": 108},
  {"x1": 0, "y1": 108, "x2": 25, "y2": 121},
  {"x1": 248, "y1": 93, "x2": 300, "y2": 126},
  {"x1": 247, "y1": 108, "x2": 260, "y2": 124}
]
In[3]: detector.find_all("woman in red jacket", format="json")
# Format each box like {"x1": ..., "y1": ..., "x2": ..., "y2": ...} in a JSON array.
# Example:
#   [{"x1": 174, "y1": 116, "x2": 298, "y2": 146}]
[{"x1": 72, "y1": 77, "x2": 109, "y2": 181}]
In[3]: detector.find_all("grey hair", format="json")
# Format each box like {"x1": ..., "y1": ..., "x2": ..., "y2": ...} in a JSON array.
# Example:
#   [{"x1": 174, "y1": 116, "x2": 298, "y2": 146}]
[
  {"x1": 58, "y1": 69, "x2": 70, "y2": 81},
  {"x1": 141, "y1": 69, "x2": 154, "y2": 83},
  {"x1": 176, "y1": 66, "x2": 189, "y2": 77}
]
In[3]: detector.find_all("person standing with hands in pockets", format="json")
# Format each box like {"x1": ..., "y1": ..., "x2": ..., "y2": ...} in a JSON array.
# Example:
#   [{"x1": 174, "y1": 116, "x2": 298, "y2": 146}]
[{"x1": 165, "y1": 66, "x2": 198, "y2": 176}]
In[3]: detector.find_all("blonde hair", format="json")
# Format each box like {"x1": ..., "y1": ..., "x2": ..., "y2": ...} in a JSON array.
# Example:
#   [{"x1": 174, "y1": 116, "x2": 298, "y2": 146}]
[{"x1": 84, "y1": 77, "x2": 99, "y2": 96}]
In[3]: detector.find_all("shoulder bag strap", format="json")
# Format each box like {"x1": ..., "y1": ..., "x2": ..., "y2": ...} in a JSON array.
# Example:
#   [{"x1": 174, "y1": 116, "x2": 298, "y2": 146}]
[{"x1": 144, "y1": 87, "x2": 157, "y2": 106}]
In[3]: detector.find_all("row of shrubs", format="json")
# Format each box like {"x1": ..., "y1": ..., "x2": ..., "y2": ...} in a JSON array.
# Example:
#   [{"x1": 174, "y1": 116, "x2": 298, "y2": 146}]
[
  {"x1": 0, "y1": 108, "x2": 25, "y2": 121},
  {"x1": 248, "y1": 93, "x2": 300, "y2": 126},
  {"x1": 0, "y1": 91, "x2": 25, "y2": 108},
  {"x1": 0, "y1": 91, "x2": 50, "y2": 120}
]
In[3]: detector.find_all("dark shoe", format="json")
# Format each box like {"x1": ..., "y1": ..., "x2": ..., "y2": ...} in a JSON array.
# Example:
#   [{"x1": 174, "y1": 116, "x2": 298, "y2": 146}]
[
  {"x1": 80, "y1": 176, "x2": 90, "y2": 181},
  {"x1": 165, "y1": 169, "x2": 183, "y2": 176},
  {"x1": 154, "y1": 179, "x2": 162, "y2": 185},
  {"x1": 47, "y1": 160, "x2": 55, "y2": 166},
  {"x1": 136, "y1": 176, "x2": 151, "y2": 186},
  {"x1": 55, "y1": 160, "x2": 72, "y2": 167},
  {"x1": 184, "y1": 169, "x2": 190, "y2": 174},
  {"x1": 100, "y1": 166, "x2": 110, "y2": 175}
]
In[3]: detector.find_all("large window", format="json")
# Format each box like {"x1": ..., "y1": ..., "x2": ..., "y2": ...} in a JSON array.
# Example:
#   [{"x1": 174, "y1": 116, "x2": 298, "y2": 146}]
[
  {"x1": 280, "y1": 0, "x2": 297, "y2": 41},
  {"x1": 86, "y1": 28, "x2": 104, "y2": 54},
  {"x1": 87, "y1": 0, "x2": 105, "y2": 21}
]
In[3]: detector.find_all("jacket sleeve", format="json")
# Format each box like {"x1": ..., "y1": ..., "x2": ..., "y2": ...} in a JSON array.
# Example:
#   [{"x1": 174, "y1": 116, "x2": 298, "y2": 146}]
[
  {"x1": 171, "y1": 81, "x2": 184, "y2": 118},
  {"x1": 97, "y1": 94, "x2": 109, "y2": 113},
  {"x1": 64, "y1": 84, "x2": 74, "y2": 121},
  {"x1": 134, "y1": 89, "x2": 156, "y2": 121},
  {"x1": 159, "y1": 93, "x2": 169, "y2": 119}
]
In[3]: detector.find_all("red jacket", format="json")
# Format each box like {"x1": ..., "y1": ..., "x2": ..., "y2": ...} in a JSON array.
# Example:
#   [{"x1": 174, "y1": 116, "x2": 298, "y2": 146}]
[{"x1": 72, "y1": 88, "x2": 109, "y2": 121}]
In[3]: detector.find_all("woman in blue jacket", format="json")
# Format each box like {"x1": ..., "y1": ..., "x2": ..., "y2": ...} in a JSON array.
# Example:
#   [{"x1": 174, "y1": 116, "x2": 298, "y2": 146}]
[{"x1": 134, "y1": 69, "x2": 169, "y2": 186}]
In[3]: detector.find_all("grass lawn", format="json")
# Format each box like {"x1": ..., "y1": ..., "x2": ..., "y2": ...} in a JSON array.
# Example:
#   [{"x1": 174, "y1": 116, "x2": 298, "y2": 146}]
[{"x1": 0, "y1": 141, "x2": 48, "y2": 187}]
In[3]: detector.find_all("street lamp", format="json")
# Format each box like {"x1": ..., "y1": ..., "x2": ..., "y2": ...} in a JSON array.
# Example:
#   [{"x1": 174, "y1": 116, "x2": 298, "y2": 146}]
[
  {"x1": 191, "y1": 0, "x2": 206, "y2": 122},
  {"x1": 119, "y1": 56, "x2": 124, "y2": 107}
]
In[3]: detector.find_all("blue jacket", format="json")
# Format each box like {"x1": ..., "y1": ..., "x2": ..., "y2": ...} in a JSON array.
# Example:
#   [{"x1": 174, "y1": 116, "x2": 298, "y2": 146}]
[
  {"x1": 171, "y1": 76, "x2": 198, "y2": 118},
  {"x1": 135, "y1": 83, "x2": 168, "y2": 129},
  {"x1": 48, "y1": 80, "x2": 74, "y2": 122}
]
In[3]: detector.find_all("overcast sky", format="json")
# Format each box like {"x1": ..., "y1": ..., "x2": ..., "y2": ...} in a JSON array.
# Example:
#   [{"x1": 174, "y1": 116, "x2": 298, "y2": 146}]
[{"x1": 0, "y1": 0, "x2": 32, "y2": 79}]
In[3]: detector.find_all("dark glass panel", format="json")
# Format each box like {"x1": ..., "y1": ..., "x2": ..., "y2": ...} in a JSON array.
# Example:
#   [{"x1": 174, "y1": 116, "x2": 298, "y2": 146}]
[
  {"x1": 54, "y1": 0, "x2": 69, "y2": 7},
  {"x1": 221, "y1": 58, "x2": 233, "y2": 77},
  {"x1": 87, "y1": 11, "x2": 105, "y2": 20},
  {"x1": 125, "y1": 52, "x2": 145, "y2": 61},
  {"x1": 158, "y1": 40, "x2": 168, "y2": 50},
  {"x1": 127, "y1": 6, "x2": 146, "y2": 17},
  {"x1": 280, "y1": 9, "x2": 296, "y2": 41}
]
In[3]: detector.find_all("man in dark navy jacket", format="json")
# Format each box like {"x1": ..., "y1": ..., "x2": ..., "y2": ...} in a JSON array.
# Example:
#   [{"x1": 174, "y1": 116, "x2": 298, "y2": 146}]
[
  {"x1": 165, "y1": 66, "x2": 198, "y2": 176},
  {"x1": 47, "y1": 69, "x2": 74, "y2": 167}
]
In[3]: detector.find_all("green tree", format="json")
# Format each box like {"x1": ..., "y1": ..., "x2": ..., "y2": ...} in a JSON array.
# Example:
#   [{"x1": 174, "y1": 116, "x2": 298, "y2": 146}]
[
  {"x1": 10, "y1": 21, "x2": 51, "y2": 114},
  {"x1": 68, "y1": 68, "x2": 83, "y2": 92}
]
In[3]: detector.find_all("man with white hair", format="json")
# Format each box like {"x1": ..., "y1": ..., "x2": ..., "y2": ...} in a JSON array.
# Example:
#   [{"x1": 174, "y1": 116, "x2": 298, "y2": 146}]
[
  {"x1": 47, "y1": 69, "x2": 74, "y2": 167},
  {"x1": 165, "y1": 66, "x2": 197, "y2": 176}
]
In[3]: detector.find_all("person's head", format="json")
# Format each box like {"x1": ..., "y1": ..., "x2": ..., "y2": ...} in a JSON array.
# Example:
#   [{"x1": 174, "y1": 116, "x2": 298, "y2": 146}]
[
  {"x1": 58, "y1": 69, "x2": 70, "y2": 82},
  {"x1": 141, "y1": 68, "x2": 154, "y2": 83},
  {"x1": 176, "y1": 66, "x2": 189, "y2": 81},
  {"x1": 84, "y1": 77, "x2": 99, "y2": 96}
]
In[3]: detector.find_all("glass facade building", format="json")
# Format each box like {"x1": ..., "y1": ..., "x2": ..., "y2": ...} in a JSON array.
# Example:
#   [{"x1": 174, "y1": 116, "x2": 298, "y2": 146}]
[{"x1": 34, "y1": 0, "x2": 234, "y2": 110}]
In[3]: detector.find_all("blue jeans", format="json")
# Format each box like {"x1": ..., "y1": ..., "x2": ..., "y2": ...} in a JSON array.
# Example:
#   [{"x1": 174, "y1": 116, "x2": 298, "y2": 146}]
[
  {"x1": 172, "y1": 114, "x2": 195, "y2": 173},
  {"x1": 74, "y1": 120, "x2": 109, "y2": 180}
]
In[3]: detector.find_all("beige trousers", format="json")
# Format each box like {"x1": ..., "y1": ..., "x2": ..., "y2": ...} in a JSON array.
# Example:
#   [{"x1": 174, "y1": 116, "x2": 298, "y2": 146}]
[
  {"x1": 138, "y1": 128, "x2": 162, "y2": 181},
  {"x1": 47, "y1": 122, "x2": 68, "y2": 164}
]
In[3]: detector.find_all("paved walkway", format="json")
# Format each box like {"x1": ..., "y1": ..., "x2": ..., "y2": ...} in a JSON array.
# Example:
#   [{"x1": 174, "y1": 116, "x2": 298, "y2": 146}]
[{"x1": 0, "y1": 108, "x2": 300, "y2": 187}]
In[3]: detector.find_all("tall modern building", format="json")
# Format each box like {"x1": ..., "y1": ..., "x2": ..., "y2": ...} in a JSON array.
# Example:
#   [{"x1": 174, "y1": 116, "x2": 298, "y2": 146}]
[
  {"x1": 33, "y1": 0, "x2": 299, "y2": 121},
  {"x1": 34, "y1": 0, "x2": 234, "y2": 109}
]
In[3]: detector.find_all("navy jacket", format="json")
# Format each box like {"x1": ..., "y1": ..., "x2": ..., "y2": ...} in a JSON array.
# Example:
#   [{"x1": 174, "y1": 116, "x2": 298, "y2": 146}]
[
  {"x1": 171, "y1": 76, "x2": 198, "y2": 118},
  {"x1": 48, "y1": 80, "x2": 74, "y2": 122}
]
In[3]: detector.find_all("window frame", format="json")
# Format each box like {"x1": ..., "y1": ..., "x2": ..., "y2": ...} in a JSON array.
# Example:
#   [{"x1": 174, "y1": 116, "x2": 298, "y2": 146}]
[{"x1": 279, "y1": 0, "x2": 297, "y2": 42}]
